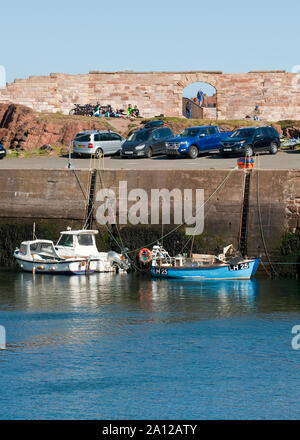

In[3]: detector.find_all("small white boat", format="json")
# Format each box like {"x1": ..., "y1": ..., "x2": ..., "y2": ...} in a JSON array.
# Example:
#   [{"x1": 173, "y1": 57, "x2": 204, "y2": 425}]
[
  {"x1": 55, "y1": 229, "x2": 131, "y2": 273},
  {"x1": 14, "y1": 240, "x2": 97, "y2": 275}
]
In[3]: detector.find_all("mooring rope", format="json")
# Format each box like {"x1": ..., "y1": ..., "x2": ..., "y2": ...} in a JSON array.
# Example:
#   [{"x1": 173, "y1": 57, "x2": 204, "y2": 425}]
[
  {"x1": 256, "y1": 166, "x2": 277, "y2": 277},
  {"x1": 127, "y1": 165, "x2": 239, "y2": 255}
]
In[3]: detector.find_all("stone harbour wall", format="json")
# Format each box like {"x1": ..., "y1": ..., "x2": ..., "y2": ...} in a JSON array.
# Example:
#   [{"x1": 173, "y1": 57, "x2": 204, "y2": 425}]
[
  {"x1": 0, "y1": 70, "x2": 299, "y2": 120},
  {"x1": 0, "y1": 168, "x2": 299, "y2": 257}
]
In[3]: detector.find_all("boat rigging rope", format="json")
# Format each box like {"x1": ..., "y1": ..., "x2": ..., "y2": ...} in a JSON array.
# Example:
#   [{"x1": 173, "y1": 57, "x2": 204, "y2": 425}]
[
  {"x1": 71, "y1": 166, "x2": 125, "y2": 253},
  {"x1": 177, "y1": 165, "x2": 240, "y2": 256},
  {"x1": 127, "y1": 165, "x2": 239, "y2": 255},
  {"x1": 96, "y1": 169, "x2": 126, "y2": 250},
  {"x1": 72, "y1": 169, "x2": 89, "y2": 200},
  {"x1": 96, "y1": 169, "x2": 141, "y2": 272}
]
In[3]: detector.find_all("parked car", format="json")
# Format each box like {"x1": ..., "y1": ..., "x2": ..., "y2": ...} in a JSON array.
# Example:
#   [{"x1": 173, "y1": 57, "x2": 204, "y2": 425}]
[
  {"x1": 121, "y1": 126, "x2": 174, "y2": 158},
  {"x1": 0, "y1": 143, "x2": 6, "y2": 160},
  {"x1": 73, "y1": 130, "x2": 125, "y2": 158},
  {"x1": 219, "y1": 126, "x2": 280, "y2": 157},
  {"x1": 165, "y1": 126, "x2": 232, "y2": 159}
]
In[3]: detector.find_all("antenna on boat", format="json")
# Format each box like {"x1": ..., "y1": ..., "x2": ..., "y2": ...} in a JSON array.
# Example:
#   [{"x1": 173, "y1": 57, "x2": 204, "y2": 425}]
[{"x1": 32, "y1": 222, "x2": 37, "y2": 240}]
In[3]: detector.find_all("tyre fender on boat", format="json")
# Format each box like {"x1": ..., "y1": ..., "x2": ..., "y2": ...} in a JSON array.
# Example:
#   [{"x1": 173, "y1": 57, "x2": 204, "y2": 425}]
[{"x1": 139, "y1": 248, "x2": 152, "y2": 264}]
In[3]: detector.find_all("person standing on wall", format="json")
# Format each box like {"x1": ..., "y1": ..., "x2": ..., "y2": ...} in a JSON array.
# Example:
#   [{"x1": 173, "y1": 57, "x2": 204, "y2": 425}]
[
  {"x1": 253, "y1": 105, "x2": 261, "y2": 121},
  {"x1": 197, "y1": 89, "x2": 204, "y2": 107}
]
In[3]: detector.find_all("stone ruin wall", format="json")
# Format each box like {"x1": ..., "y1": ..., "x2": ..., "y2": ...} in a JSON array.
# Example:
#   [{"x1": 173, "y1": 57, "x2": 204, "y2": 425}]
[{"x1": 0, "y1": 70, "x2": 299, "y2": 120}]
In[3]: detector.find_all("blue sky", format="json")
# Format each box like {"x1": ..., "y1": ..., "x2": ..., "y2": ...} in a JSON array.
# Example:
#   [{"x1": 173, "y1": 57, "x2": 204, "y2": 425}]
[{"x1": 1, "y1": 0, "x2": 299, "y2": 84}]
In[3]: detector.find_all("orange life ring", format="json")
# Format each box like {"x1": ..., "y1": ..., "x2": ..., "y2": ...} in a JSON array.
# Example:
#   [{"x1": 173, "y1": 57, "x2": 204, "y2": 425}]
[{"x1": 139, "y1": 248, "x2": 152, "y2": 263}]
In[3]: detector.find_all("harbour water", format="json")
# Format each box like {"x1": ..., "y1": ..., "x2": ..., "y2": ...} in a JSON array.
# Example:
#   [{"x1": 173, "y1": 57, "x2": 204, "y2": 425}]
[{"x1": 0, "y1": 269, "x2": 299, "y2": 420}]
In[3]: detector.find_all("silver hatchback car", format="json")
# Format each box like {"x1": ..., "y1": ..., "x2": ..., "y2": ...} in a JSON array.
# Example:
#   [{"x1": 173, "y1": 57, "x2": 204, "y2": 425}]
[{"x1": 73, "y1": 130, "x2": 125, "y2": 158}]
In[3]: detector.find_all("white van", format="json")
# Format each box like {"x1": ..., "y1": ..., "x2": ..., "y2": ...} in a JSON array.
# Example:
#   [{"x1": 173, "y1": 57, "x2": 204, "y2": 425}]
[{"x1": 73, "y1": 130, "x2": 125, "y2": 157}]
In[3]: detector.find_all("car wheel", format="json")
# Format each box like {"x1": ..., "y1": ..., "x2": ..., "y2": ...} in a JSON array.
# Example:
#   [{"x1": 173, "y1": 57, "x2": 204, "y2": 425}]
[
  {"x1": 188, "y1": 145, "x2": 198, "y2": 159},
  {"x1": 244, "y1": 145, "x2": 253, "y2": 156},
  {"x1": 145, "y1": 147, "x2": 152, "y2": 158},
  {"x1": 220, "y1": 152, "x2": 228, "y2": 158},
  {"x1": 95, "y1": 148, "x2": 103, "y2": 159},
  {"x1": 269, "y1": 142, "x2": 278, "y2": 155}
]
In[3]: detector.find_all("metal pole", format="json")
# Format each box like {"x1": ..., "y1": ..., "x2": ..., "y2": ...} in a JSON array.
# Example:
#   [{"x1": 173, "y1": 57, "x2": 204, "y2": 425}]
[{"x1": 67, "y1": 141, "x2": 72, "y2": 169}]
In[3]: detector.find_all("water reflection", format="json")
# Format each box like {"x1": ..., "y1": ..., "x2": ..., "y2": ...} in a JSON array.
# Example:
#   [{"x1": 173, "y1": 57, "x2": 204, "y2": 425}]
[
  {"x1": 139, "y1": 278, "x2": 258, "y2": 318},
  {"x1": 0, "y1": 270, "x2": 298, "y2": 317},
  {"x1": 0, "y1": 270, "x2": 299, "y2": 356},
  {"x1": 0, "y1": 269, "x2": 299, "y2": 420},
  {"x1": 10, "y1": 272, "x2": 258, "y2": 312}
]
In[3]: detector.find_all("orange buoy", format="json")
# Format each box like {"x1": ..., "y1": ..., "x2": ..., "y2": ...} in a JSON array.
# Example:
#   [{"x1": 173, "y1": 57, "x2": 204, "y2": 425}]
[
  {"x1": 139, "y1": 248, "x2": 152, "y2": 264},
  {"x1": 237, "y1": 157, "x2": 255, "y2": 169}
]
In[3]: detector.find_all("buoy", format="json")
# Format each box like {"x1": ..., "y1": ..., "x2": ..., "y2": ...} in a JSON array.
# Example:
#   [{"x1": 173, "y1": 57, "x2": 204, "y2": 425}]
[
  {"x1": 237, "y1": 157, "x2": 255, "y2": 169},
  {"x1": 139, "y1": 248, "x2": 152, "y2": 264}
]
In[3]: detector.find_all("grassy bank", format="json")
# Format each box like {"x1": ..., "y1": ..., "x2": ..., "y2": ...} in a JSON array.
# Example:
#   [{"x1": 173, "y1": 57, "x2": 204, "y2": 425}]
[{"x1": 2, "y1": 109, "x2": 300, "y2": 158}]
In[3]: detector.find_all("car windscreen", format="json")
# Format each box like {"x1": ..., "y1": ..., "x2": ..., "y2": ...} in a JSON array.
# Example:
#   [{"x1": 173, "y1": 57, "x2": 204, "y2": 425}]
[
  {"x1": 75, "y1": 134, "x2": 91, "y2": 142},
  {"x1": 230, "y1": 128, "x2": 255, "y2": 138},
  {"x1": 127, "y1": 130, "x2": 151, "y2": 142},
  {"x1": 177, "y1": 128, "x2": 201, "y2": 137}
]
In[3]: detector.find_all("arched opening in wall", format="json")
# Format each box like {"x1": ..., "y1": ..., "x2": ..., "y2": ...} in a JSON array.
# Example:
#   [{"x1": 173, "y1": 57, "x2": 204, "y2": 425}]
[{"x1": 182, "y1": 82, "x2": 217, "y2": 119}]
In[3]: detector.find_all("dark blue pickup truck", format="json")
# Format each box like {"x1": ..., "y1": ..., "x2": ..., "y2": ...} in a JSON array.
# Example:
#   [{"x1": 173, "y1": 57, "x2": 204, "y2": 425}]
[{"x1": 165, "y1": 126, "x2": 232, "y2": 159}]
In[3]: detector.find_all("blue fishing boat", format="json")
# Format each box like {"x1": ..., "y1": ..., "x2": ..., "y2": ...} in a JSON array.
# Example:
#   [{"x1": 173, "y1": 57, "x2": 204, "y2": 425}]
[{"x1": 149, "y1": 245, "x2": 260, "y2": 280}]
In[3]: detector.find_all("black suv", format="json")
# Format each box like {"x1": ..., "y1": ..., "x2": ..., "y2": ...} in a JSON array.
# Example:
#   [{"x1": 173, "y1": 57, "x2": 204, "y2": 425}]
[
  {"x1": 121, "y1": 126, "x2": 174, "y2": 158},
  {"x1": 219, "y1": 126, "x2": 280, "y2": 157}
]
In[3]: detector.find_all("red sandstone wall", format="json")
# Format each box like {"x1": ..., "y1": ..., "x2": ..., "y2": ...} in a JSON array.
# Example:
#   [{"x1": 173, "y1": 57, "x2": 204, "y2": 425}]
[{"x1": 0, "y1": 71, "x2": 299, "y2": 120}]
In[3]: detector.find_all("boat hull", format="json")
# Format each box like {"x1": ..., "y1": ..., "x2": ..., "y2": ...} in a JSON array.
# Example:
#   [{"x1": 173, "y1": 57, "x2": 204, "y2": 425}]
[
  {"x1": 14, "y1": 256, "x2": 96, "y2": 275},
  {"x1": 151, "y1": 258, "x2": 260, "y2": 280},
  {"x1": 55, "y1": 250, "x2": 124, "y2": 273}
]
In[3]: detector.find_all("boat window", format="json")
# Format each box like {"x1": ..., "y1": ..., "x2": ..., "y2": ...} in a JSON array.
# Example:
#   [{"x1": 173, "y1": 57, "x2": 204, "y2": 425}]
[
  {"x1": 56, "y1": 234, "x2": 74, "y2": 247},
  {"x1": 77, "y1": 235, "x2": 94, "y2": 246},
  {"x1": 30, "y1": 243, "x2": 38, "y2": 252},
  {"x1": 20, "y1": 244, "x2": 27, "y2": 255},
  {"x1": 40, "y1": 243, "x2": 56, "y2": 255}
]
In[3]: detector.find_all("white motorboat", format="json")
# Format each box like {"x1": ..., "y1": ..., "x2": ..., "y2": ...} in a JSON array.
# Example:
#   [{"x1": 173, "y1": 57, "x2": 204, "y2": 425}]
[
  {"x1": 14, "y1": 240, "x2": 97, "y2": 275},
  {"x1": 54, "y1": 229, "x2": 131, "y2": 273}
]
